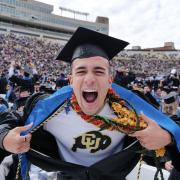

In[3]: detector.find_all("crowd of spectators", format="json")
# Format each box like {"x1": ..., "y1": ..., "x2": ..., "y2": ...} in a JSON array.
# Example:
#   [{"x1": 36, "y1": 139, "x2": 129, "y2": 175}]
[
  {"x1": 112, "y1": 51, "x2": 180, "y2": 76},
  {"x1": 0, "y1": 33, "x2": 70, "y2": 86},
  {"x1": 1, "y1": 33, "x2": 180, "y2": 80}
]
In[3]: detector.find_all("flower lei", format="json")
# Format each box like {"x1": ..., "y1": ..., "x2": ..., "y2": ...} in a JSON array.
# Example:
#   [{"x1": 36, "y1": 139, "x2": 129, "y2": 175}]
[{"x1": 70, "y1": 88, "x2": 147, "y2": 133}]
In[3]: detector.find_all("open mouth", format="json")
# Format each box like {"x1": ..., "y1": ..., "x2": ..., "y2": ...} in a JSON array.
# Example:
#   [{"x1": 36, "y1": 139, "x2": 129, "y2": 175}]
[{"x1": 82, "y1": 90, "x2": 98, "y2": 103}]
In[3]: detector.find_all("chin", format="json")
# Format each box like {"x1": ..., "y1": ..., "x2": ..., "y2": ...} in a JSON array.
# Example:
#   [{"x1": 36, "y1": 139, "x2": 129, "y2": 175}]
[
  {"x1": 81, "y1": 107, "x2": 97, "y2": 115},
  {"x1": 82, "y1": 103, "x2": 103, "y2": 116},
  {"x1": 84, "y1": 112, "x2": 94, "y2": 116}
]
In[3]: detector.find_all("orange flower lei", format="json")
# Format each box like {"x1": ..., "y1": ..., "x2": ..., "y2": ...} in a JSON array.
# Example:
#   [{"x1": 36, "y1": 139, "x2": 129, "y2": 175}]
[
  {"x1": 70, "y1": 93, "x2": 106, "y2": 127},
  {"x1": 70, "y1": 88, "x2": 147, "y2": 133}
]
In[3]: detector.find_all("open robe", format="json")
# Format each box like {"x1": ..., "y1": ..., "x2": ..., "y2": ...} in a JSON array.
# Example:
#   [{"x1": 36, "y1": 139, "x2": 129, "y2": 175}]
[{"x1": 19, "y1": 83, "x2": 180, "y2": 179}]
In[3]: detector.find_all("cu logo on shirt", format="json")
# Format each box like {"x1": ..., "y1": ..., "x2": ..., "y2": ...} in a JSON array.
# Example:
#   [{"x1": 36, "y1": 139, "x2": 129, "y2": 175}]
[{"x1": 72, "y1": 131, "x2": 111, "y2": 153}]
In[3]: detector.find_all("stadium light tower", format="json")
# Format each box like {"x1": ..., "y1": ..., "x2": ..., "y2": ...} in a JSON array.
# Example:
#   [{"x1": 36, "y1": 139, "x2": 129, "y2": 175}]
[{"x1": 59, "y1": 6, "x2": 89, "y2": 20}]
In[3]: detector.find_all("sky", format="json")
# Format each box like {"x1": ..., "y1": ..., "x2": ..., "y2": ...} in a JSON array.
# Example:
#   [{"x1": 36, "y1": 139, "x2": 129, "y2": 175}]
[{"x1": 37, "y1": 0, "x2": 180, "y2": 49}]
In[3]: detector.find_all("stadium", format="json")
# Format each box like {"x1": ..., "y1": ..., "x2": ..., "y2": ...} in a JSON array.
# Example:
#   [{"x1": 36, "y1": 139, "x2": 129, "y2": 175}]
[{"x1": 0, "y1": 0, "x2": 180, "y2": 180}]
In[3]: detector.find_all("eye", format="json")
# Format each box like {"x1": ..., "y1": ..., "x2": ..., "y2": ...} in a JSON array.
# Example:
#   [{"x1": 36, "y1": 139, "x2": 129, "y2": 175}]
[
  {"x1": 76, "y1": 71, "x2": 86, "y2": 75},
  {"x1": 95, "y1": 71, "x2": 105, "y2": 75}
]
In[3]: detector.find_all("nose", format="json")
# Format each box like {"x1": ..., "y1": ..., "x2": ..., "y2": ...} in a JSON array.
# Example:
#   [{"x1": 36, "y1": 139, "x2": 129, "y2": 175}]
[{"x1": 84, "y1": 72, "x2": 96, "y2": 86}]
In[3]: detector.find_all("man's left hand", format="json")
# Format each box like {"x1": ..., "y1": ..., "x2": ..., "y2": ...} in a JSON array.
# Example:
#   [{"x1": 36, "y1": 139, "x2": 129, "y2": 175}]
[{"x1": 129, "y1": 113, "x2": 172, "y2": 150}]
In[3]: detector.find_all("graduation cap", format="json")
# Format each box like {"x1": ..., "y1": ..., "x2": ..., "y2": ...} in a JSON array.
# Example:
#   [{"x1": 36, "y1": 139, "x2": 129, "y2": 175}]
[
  {"x1": 15, "y1": 86, "x2": 30, "y2": 94},
  {"x1": 39, "y1": 85, "x2": 56, "y2": 94},
  {"x1": 0, "y1": 97, "x2": 9, "y2": 109},
  {"x1": 0, "y1": 97, "x2": 8, "y2": 112},
  {"x1": 14, "y1": 96, "x2": 29, "y2": 110},
  {"x1": 162, "y1": 91, "x2": 178, "y2": 104},
  {"x1": 56, "y1": 27, "x2": 129, "y2": 63}
]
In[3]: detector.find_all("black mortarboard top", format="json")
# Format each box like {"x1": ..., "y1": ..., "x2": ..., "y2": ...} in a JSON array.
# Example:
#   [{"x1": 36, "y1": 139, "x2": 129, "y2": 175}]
[
  {"x1": 15, "y1": 96, "x2": 29, "y2": 109},
  {"x1": 162, "y1": 91, "x2": 178, "y2": 104},
  {"x1": 0, "y1": 97, "x2": 9, "y2": 109},
  {"x1": 162, "y1": 86, "x2": 171, "y2": 94},
  {"x1": 15, "y1": 86, "x2": 30, "y2": 93},
  {"x1": 55, "y1": 27, "x2": 129, "y2": 63},
  {"x1": 39, "y1": 85, "x2": 56, "y2": 94}
]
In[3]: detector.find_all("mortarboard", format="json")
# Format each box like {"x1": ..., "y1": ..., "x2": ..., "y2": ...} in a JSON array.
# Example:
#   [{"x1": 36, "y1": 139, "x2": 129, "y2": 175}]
[
  {"x1": 164, "y1": 96, "x2": 176, "y2": 104},
  {"x1": 39, "y1": 85, "x2": 56, "y2": 94},
  {"x1": 0, "y1": 97, "x2": 9, "y2": 109},
  {"x1": 162, "y1": 91, "x2": 178, "y2": 104},
  {"x1": 55, "y1": 27, "x2": 129, "y2": 63},
  {"x1": 14, "y1": 96, "x2": 29, "y2": 110},
  {"x1": 15, "y1": 86, "x2": 30, "y2": 93}
]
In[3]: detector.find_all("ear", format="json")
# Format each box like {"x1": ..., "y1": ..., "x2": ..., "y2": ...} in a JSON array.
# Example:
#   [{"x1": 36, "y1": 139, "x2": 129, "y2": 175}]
[
  {"x1": 68, "y1": 75, "x2": 73, "y2": 85},
  {"x1": 108, "y1": 76, "x2": 113, "y2": 87},
  {"x1": 108, "y1": 76, "x2": 113, "y2": 88}
]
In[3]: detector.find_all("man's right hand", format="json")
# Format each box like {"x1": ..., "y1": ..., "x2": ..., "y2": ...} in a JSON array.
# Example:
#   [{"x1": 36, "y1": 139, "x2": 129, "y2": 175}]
[
  {"x1": 3, "y1": 123, "x2": 33, "y2": 154},
  {"x1": 165, "y1": 161, "x2": 174, "y2": 171}
]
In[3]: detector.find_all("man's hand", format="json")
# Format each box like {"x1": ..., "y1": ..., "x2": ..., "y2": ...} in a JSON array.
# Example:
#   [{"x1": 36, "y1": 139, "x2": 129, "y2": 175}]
[
  {"x1": 129, "y1": 113, "x2": 172, "y2": 150},
  {"x1": 164, "y1": 161, "x2": 174, "y2": 171},
  {"x1": 3, "y1": 123, "x2": 33, "y2": 154}
]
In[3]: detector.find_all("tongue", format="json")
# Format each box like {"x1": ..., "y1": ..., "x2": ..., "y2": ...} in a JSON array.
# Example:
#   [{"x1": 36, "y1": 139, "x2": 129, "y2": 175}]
[{"x1": 83, "y1": 92, "x2": 97, "y2": 103}]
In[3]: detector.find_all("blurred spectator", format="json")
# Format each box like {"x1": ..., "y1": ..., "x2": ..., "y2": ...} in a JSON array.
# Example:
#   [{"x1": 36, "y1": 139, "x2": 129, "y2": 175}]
[
  {"x1": 162, "y1": 91, "x2": 179, "y2": 119},
  {"x1": 0, "y1": 72, "x2": 8, "y2": 94},
  {"x1": 55, "y1": 73, "x2": 69, "y2": 89},
  {"x1": 114, "y1": 68, "x2": 134, "y2": 88},
  {"x1": 34, "y1": 82, "x2": 41, "y2": 93},
  {"x1": 161, "y1": 91, "x2": 180, "y2": 180},
  {"x1": 143, "y1": 84, "x2": 160, "y2": 109}
]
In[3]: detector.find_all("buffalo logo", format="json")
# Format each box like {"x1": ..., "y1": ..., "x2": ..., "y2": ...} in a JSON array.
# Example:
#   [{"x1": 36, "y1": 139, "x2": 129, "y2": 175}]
[{"x1": 72, "y1": 131, "x2": 111, "y2": 153}]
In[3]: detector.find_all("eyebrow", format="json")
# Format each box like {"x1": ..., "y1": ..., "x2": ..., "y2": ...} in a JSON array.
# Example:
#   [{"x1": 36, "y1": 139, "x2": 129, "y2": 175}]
[
  {"x1": 74, "y1": 66, "x2": 107, "y2": 71},
  {"x1": 74, "y1": 66, "x2": 86, "y2": 71},
  {"x1": 94, "y1": 66, "x2": 107, "y2": 71}
]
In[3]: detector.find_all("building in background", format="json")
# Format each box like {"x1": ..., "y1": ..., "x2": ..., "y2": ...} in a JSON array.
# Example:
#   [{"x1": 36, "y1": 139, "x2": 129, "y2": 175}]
[{"x1": 0, "y1": 0, "x2": 109, "y2": 43}]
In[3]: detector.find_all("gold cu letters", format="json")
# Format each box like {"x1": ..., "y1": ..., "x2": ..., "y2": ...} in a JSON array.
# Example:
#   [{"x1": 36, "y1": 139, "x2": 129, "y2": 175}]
[{"x1": 81, "y1": 133, "x2": 101, "y2": 150}]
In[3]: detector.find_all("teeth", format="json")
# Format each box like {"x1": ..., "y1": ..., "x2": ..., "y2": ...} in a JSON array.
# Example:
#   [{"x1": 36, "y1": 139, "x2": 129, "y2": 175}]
[{"x1": 83, "y1": 90, "x2": 97, "y2": 92}]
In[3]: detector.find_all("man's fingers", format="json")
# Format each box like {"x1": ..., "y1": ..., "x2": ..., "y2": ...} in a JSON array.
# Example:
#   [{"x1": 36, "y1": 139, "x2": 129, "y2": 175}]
[
  {"x1": 17, "y1": 136, "x2": 31, "y2": 153},
  {"x1": 129, "y1": 113, "x2": 156, "y2": 138},
  {"x1": 25, "y1": 134, "x2": 32, "y2": 142},
  {"x1": 17, "y1": 143, "x2": 31, "y2": 153},
  {"x1": 14, "y1": 123, "x2": 33, "y2": 133},
  {"x1": 139, "y1": 141, "x2": 146, "y2": 147},
  {"x1": 129, "y1": 131, "x2": 143, "y2": 137},
  {"x1": 140, "y1": 112, "x2": 155, "y2": 125},
  {"x1": 3, "y1": 123, "x2": 33, "y2": 154},
  {"x1": 20, "y1": 133, "x2": 32, "y2": 143}
]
